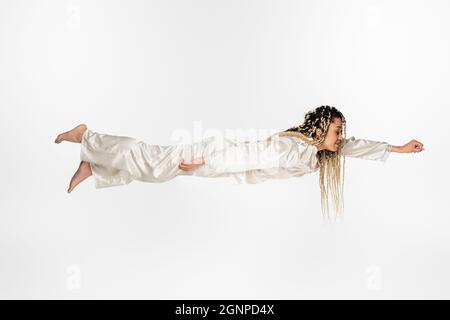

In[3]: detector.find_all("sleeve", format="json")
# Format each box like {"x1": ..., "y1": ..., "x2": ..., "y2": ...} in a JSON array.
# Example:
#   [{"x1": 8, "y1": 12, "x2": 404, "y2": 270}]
[
  {"x1": 341, "y1": 136, "x2": 393, "y2": 162},
  {"x1": 203, "y1": 137, "x2": 303, "y2": 174}
]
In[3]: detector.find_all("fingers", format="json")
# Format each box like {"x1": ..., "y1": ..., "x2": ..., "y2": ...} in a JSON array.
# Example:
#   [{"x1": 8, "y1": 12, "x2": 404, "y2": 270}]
[
  {"x1": 413, "y1": 143, "x2": 424, "y2": 152},
  {"x1": 411, "y1": 139, "x2": 425, "y2": 153},
  {"x1": 416, "y1": 141, "x2": 424, "y2": 151},
  {"x1": 179, "y1": 161, "x2": 201, "y2": 171},
  {"x1": 178, "y1": 157, "x2": 206, "y2": 171},
  {"x1": 178, "y1": 162, "x2": 192, "y2": 171}
]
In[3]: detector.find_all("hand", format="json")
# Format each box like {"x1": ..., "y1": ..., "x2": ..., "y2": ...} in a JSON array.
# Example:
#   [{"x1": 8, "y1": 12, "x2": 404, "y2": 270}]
[
  {"x1": 401, "y1": 139, "x2": 425, "y2": 153},
  {"x1": 178, "y1": 157, "x2": 206, "y2": 171}
]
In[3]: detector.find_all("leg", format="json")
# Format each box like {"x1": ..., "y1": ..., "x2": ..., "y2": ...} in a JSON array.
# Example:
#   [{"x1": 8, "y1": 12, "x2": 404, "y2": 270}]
[
  {"x1": 79, "y1": 128, "x2": 148, "y2": 188},
  {"x1": 80, "y1": 128, "x2": 186, "y2": 188}
]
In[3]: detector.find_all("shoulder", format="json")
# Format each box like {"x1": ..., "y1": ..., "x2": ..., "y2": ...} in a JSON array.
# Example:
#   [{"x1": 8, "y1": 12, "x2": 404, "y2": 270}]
[
  {"x1": 272, "y1": 136, "x2": 318, "y2": 159},
  {"x1": 341, "y1": 136, "x2": 356, "y2": 149},
  {"x1": 345, "y1": 136, "x2": 356, "y2": 143},
  {"x1": 281, "y1": 135, "x2": 316, "y2": 151}
]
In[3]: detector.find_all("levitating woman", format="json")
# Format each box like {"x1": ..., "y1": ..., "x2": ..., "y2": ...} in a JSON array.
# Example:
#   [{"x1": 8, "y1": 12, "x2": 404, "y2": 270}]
[{"x1": 54, "y1": 106, "x2": 424, "y2": 219}]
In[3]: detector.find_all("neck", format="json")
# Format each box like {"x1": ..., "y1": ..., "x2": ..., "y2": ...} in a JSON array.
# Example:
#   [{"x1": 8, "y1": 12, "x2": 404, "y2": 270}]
[{"x1": 316, "y1": 144, "x2": 325, "y2": 151}]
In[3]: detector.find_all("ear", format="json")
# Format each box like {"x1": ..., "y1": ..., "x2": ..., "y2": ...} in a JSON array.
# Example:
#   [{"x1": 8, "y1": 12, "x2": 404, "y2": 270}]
[{"x1": 315, "y1": 128, "x2": 322, "y2": 139}]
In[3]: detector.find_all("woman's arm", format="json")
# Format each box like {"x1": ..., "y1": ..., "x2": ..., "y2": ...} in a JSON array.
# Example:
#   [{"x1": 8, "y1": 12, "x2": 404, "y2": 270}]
[
  {"x1": 202, "y1": 139, "x2": 290, "y2": 173},
  {"x1": 341, "y1": 136, "x2": 425, "y2": 162},
  {"x1": 179, "y1": 136, "x2": 307, "y2": 173},
  {"x1": 341, "y1": 136, "x2": 393, "y2": 162}
]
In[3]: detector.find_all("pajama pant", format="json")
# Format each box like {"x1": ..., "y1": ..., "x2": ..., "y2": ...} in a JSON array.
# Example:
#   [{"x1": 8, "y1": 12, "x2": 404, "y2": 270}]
[{"x1": 79, "y1": 128, "x2": 230, "y2": 188}]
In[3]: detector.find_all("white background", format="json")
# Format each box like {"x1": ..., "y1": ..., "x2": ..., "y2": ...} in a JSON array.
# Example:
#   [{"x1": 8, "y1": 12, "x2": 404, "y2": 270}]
[{"x1": 0, "y1": 0, "x2": 448, "y2": 299}]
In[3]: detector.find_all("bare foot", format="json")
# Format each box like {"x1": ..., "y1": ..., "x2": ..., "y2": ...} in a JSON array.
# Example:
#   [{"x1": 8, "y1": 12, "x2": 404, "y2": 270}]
[
  {"x1": 68, "y1": 161, "x2": 93, "y2": 193},
  {"x1": 55, "y1": 123, "x2": 87, "y2": 144}
]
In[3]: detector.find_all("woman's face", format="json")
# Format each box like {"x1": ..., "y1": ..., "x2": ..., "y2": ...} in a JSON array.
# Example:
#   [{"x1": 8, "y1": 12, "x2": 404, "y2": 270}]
[{"x1": 315, "y1": 117, "x2": 343, "y2": 152}]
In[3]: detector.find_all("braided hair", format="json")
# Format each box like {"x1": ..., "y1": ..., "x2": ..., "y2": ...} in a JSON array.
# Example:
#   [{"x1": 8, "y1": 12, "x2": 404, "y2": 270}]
[{"x1": 267, "y1": 105, "x2": 347, "y2": 221}]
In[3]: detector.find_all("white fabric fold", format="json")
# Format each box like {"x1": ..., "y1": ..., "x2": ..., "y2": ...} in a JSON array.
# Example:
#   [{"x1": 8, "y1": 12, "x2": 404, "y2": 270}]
[
  {"x1": 204, "y1": 136, "x2": 317, "y2": 173},
  {"x1": 341, "y1": 136, "x2": 392, "y2": 162}
]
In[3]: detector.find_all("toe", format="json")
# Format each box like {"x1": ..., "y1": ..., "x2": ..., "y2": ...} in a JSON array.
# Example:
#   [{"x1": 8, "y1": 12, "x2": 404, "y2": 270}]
[{"x1": 56, "y1": 133, "x2": 66, "y2": 143}]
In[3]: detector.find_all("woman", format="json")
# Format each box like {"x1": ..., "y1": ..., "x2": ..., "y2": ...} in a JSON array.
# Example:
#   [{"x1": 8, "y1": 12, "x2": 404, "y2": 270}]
[{"x1": 54, "y1": 105, "x2": 424, "y2": 219}]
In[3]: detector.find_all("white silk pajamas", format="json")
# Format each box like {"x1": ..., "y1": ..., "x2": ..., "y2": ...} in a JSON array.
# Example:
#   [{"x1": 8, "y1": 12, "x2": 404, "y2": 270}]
[{"x1": 80, "y1": 128, "x2": 392, "y2": 189}]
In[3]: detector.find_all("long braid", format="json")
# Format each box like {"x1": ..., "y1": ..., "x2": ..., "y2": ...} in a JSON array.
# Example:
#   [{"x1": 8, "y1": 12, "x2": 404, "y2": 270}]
[{"x1": 267, "y1": 106, "x2": 347, "y2": 221}]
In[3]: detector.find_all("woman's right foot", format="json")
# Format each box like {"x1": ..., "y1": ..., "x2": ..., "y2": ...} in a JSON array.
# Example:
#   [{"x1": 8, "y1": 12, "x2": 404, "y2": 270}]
[
  {"x1": 55, "y1": 124, "x2": 87, "y2": 144},
  {"x1": 67, "y1": 161, "x2": 92, "y2": 193}
]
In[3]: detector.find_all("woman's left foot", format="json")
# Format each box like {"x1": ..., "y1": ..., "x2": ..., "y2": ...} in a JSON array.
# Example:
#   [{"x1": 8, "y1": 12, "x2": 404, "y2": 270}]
[
  {"x1": 68, "y1": 161, "x2": 92, "y2": 193},
  {"x1": 55, "y1": 123, "x2": 87, "y2": 144}
]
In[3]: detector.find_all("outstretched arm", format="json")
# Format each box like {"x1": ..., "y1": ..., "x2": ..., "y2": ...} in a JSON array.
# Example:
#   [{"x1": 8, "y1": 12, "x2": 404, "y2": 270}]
[
  {"x1": 179, "y1": 136, "x2": 307, "y2": 173},
  {"x1": 341, "y1": 136, "x2": 424, "y2": 162}
]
